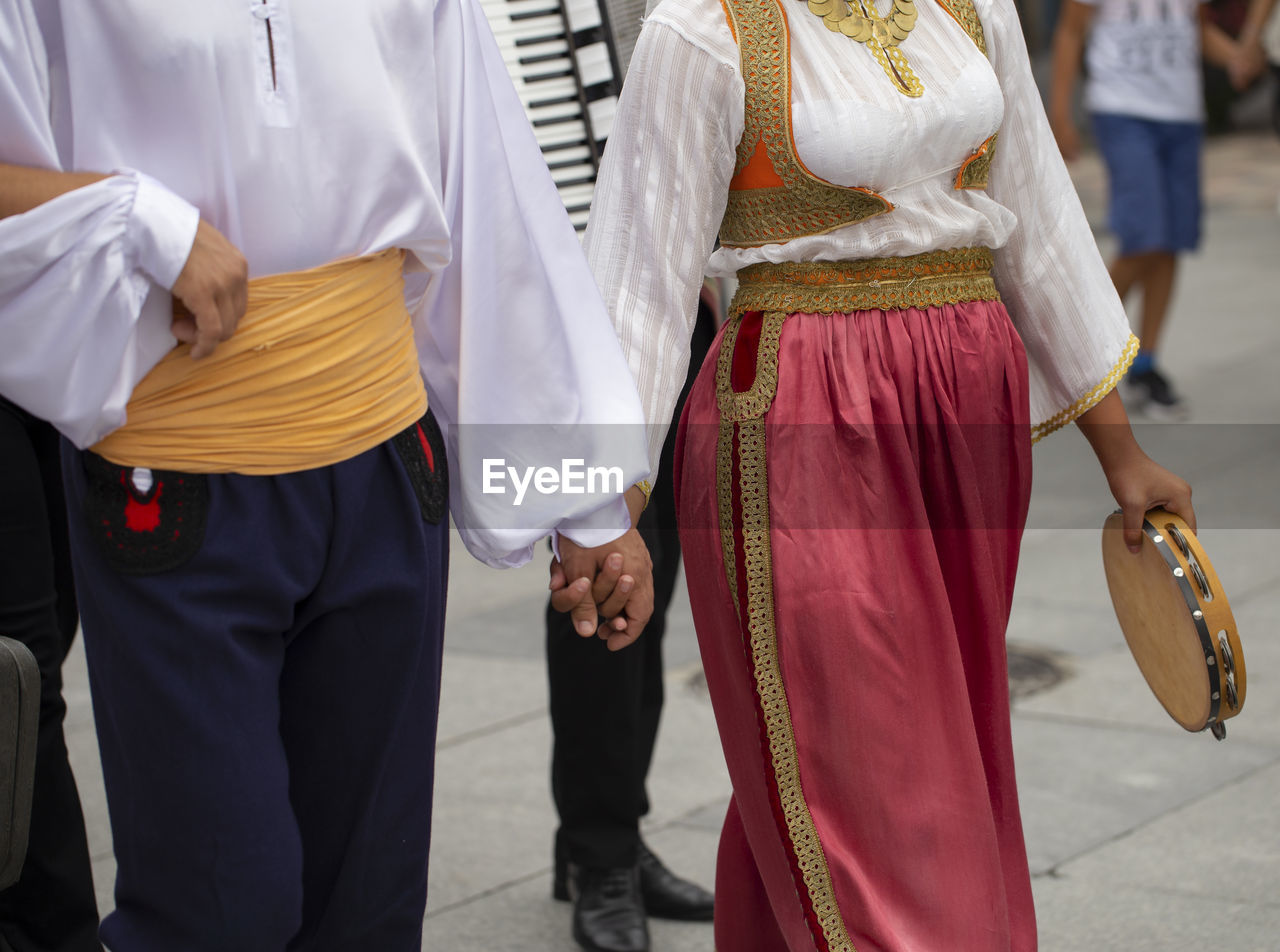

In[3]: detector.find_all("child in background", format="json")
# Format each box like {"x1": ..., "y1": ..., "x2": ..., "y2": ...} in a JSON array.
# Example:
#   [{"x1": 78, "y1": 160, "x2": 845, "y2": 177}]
[{"x1": 1049, "y1": 0, "x2": 1253, "y2": 418}]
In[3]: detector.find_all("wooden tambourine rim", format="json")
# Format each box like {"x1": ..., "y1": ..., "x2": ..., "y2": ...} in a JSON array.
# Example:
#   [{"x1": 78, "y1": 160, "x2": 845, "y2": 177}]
[{"x1": 1102, "y1": 508, "x2": 1246, "y2": 736}]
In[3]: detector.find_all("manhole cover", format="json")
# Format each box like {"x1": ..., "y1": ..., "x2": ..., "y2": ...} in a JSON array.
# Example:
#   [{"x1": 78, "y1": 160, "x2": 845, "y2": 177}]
[
  {"x1": 1007, "y1": 645, "x2": 1068, "y2": 700},
  {"x1": 685, "y1": 668, "x2": 709, "y2": 696}
]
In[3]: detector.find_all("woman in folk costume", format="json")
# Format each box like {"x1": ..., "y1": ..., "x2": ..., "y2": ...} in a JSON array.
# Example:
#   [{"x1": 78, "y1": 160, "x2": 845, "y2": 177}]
[{"x1": 580, "y1": 0, "x2": 1194, "y2": 946}]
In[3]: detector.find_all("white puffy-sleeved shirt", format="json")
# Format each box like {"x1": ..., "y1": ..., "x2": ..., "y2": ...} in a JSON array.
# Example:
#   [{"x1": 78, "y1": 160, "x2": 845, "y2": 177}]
[
  {"x1": 0, "y1": 0, "x2": 650, "y2": 567},
  {"x1": 585, "y1": 0, "x2": 1137, "y2": 475}
]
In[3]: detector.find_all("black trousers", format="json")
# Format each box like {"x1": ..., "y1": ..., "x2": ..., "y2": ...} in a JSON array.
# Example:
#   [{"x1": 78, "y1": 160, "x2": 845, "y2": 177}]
[
  {"x1": 547, "y1": 301, "x2": 716, "y2": 870},
  {"x1": 0, "y1": 399, "x2": 102, "y2": 952}
]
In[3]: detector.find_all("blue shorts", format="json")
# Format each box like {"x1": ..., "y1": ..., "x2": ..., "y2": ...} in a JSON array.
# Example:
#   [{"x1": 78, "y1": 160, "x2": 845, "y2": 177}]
[{"x1": 1091, "y1": 113, "x2": 1203, "y2": 256}]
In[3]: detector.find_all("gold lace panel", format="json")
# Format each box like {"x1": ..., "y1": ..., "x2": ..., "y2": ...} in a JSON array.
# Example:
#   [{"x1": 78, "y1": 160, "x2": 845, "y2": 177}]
[
  {"x1": 956, "y1": 133, "x2": 999, "y2": 190},
  {"x1": 719, "y1": 0, "x2": 893, "y2": 248},
  {"x1": 934, "y1": 0, "x2": 988, "y2": 52},
  {"x1": 713, "y1": 313, "x2": 858, "y2": 952},
  {"x1": 718, "y1": 0, "x2": 1000, "y2": 247}
]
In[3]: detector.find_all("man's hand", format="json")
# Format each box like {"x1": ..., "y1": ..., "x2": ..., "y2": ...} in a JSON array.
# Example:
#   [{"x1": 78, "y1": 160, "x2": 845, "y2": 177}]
[
  {"x1": 170, "y1": 219, "x2": 249, "y2": 359},
  {"x1": 549, "y1": 485, "x2": 654, "y2": 651}
]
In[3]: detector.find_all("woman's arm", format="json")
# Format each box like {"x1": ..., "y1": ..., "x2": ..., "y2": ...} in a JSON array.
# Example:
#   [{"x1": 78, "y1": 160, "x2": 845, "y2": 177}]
[
  {"x1": 984, "y1": 0, "x2": 1138, "y2": 438},
  {"x1": 582, "y1": 12, "x2": 743, "y2": 482},
  {"x1": 554, "y1": 9, "x2": 743, "y2": 643},
  {"x1": 1075, "y1": 390, "x2": 1195, "y2": 551}
]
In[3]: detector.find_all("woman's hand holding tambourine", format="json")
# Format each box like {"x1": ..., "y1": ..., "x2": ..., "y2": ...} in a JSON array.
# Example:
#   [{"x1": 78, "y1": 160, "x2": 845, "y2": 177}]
[
  {"x1": 1098, "y1": 450, "x2": 1196, "y2": 554},
  {"x1": 1077, "y1": 390, "x2": 1243, "y2": 739},
  {"x1": 1074, "y1": 389, "x2": 1196, "y2": 551}
]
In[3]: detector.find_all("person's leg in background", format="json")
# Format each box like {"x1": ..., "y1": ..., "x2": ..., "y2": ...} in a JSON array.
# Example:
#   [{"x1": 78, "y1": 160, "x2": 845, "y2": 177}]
[
  {"x1": 546, "y1": 301, "x2": 717, "y2": 952},
  {"x1": 1094, "y1": 112, "x2": 1198, "y2": 419},
  {"x1": 0, "y1": 402, "x2": 101, "y2": 952},
  {"x1": 0, "y1": 398, "x2": 102, "y2": 952}
]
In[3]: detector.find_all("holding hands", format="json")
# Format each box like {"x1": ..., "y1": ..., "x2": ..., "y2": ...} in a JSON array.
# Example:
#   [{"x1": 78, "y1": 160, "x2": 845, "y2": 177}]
[{"x1": 549, "y1": 485, "x2": 654, "y2": 651}]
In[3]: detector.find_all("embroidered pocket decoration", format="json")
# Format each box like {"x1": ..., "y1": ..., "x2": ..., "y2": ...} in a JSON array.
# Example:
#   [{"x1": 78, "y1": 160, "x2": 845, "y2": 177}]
[
  {"x1": 82, "y1": 454, "x2": 210, "y2": 575},
  {"x1": 956, "y1": 133, "x2": 998, "y2": 190},
  {"x1": 391, "y1": 409, "x2": 449, "y2": 525}
]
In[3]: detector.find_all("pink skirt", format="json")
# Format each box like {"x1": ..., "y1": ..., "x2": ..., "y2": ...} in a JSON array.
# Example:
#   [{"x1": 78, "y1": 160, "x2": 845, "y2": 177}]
[{"x1": 674, "y1": 298, "x2": 1036, "y2": 951}]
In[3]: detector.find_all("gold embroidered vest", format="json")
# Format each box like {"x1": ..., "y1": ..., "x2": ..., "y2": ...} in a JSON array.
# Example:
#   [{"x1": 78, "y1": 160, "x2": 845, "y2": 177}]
[{"x1": 717, "y1": 0, "x2": 999, "y2": 249}]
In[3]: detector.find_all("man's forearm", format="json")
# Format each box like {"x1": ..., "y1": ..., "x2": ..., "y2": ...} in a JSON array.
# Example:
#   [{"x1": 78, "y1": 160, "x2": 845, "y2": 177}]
[{"x1": 0, "y1": 163, "x2": 106, "y2": 220}]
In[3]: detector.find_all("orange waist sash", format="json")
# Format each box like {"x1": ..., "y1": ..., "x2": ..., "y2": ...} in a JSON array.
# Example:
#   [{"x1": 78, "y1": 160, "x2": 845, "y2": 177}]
[{"x1": 92, "y1": 248, "x2": 426, "y2": 475}]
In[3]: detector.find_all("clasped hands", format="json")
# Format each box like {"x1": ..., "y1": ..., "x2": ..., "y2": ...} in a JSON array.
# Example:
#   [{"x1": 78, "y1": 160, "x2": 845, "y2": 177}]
[{"x1": 549, "y1": 485, "x2": 654, "y2": 651}]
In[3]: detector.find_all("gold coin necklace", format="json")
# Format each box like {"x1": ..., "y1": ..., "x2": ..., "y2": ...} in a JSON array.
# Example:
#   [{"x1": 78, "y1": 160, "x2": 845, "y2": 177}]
[{"x1": 805, "y1": 0, "x2": 925, "y2": 97}]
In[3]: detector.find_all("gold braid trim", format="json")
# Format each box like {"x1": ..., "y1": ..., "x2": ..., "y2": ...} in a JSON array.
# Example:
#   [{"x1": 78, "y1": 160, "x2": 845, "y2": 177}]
[
  {"x1": 716, "y1": 418, "x2": 740, "y2": 618},
  {"x1": 717, "y1": 311, "x2": 790, "y2": 421},
  {"x1": 715, "y1": 318, "x2": 746, "y2": 613},
  {"x1": 714, "y1": 317, "x2": 858, "y2": 952},
  {"x1": 718, "y1": 0, "x2": 1002, "y2": 246},
  {"x1": 720, "y1": 0, "x2": 893, "y2": 248},
  {"x1": 934, "y1": 0, "x2": 997, "y2": 190},
  {"x1": 729, "y1": 248, "x2": 1000, "y2": 322},
  {"x1": 1031, "y1": 333, "x2": 1140, "y2": 443},
  {"x1": 956, "y1": 133, "x2": 999, "y2": 189},
  {"x1": 934, "y1": 0, "x2": 988, "y2": 52}
]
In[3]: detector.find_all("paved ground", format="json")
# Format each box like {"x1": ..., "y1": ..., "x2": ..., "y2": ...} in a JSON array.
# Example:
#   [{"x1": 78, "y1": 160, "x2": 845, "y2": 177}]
[{"x1": 61, "y1": 126, "x2": 1280, "y2": 950}]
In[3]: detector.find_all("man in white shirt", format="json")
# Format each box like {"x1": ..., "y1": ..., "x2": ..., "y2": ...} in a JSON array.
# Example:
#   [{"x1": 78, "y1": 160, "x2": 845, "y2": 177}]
[{"x1": 0, "y1": 2, "x2": 653, "y2": 949}]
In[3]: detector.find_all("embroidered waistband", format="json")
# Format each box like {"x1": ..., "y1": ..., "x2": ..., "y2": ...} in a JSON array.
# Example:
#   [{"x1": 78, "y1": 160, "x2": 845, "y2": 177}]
[
  {"x1": 92, "y1": 248, "x2": 427, "y2": 475},
  {"x1": 729, "y1": 247, "x2": 1000, "y2": 320}
]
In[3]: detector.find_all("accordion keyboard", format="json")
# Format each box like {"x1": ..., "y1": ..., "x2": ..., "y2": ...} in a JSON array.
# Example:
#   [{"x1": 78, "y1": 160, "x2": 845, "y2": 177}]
[{"x1": 478, "y1": 0, "x2": 643, "y2": 230}]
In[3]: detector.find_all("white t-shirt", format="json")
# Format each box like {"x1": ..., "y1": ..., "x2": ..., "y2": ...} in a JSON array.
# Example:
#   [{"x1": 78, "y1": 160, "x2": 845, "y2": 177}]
[{"x1": 1080, "y1": 0, "x2": 1208, "y2": 122}]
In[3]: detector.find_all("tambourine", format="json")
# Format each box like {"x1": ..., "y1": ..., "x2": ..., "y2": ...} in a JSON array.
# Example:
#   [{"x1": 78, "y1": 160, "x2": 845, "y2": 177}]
[{"x1": 1102, "y1": 508, "x2": 1245, "y2": 740}]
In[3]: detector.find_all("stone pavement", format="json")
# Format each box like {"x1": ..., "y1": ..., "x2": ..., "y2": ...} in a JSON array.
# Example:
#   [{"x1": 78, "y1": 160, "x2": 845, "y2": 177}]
[{"x1": 60, "y1": 129, "x2": 1280, "y2": 951}]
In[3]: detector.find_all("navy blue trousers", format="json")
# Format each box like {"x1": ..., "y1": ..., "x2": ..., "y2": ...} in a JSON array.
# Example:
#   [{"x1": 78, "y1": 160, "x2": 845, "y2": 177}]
[{"x1": 61, "y1": 436, "x2": 447, "y2": 952}]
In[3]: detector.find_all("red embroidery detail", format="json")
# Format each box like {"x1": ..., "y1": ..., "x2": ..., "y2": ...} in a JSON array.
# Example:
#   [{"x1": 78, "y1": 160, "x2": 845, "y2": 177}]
[
  {"x1": 124, "y1": 483, "x2": 163, "y2": 533},
  {"x1": 731, "y1": 311, "x2": 764, "y2": 393},
  {"x1": 416, "y1": 423, "x2": 435, "y2": 472}
]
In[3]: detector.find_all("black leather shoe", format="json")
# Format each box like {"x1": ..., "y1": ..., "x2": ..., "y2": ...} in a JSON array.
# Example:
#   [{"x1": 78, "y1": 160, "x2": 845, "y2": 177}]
[
  {"x1": 568, "y1": 864, "x2": 650, "y2": 952},
  {"x1": 636, "y1": 842, "x2": 715, "y2": 922}
]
